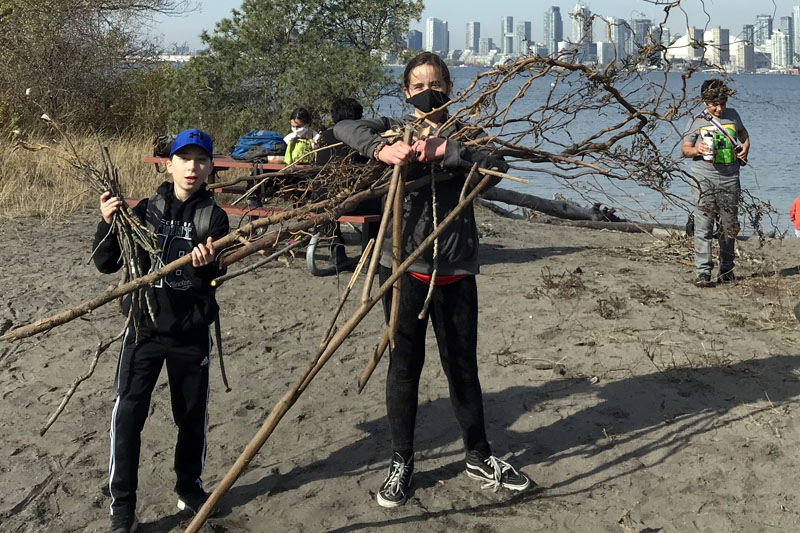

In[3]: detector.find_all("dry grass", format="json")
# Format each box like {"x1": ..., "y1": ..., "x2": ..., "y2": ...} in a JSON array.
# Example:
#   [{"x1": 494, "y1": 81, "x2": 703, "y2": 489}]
[{"x1": 0, "y1": 136, "x2": 166, "y2": 219}]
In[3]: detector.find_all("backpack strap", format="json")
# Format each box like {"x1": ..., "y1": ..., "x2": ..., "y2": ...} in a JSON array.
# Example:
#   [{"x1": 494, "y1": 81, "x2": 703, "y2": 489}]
[
  {"x1": 193, "y1": 198, "x2": 215, "y2": 242},
  {"x1": 145, "y1": 193, "x2": 166, "y2": 233}
]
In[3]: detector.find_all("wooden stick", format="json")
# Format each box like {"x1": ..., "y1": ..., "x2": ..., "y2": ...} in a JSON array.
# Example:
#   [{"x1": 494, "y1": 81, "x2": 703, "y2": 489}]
[
  {"x1": 39, "y1": 320, "x2": 129, "y2": 436},
  {"x1": 357, "y1": 328, "x2": 390, "y2": 393},
  {"x1": 359, "y1": 163, "x2": 400, "y2": 306},
  {"x1": 184, "y1": 172, "x2": 495, "y2": 533},
  {"x1": 0, "y1": 187, "x2": 380, "y2": 343},
  {"x1": 388, "y1": 126, "x2": 414, "y2": 349},
  {"x1": 211, "y1": 237, "x2": 309, "y2": 287},
  {"x1": 477, "y1": 167, "x2": 530, "y2": 184},
  {"x1": 319, "y1": 239, "x2": 374, "y2": 348}
]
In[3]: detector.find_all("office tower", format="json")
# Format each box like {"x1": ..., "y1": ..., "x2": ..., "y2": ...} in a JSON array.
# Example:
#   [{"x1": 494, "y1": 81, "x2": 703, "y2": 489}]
[
  {"x1": 709, "y1": 27, "x2": 730, "y2": 65},
  {"x1": 687, "y1": 26, "x2": 704, "y2": 59},
  {"x1": 779, "y1": 15, "x2": 794, "y2": 60},
  {"x1": 607, "y1": 17, "x2": 630, "y2": 61},
  {"x1": 596, "y1": 41, "x2": 613, "y2": 65},
  {"x1": 794, "y1": 6, "x2": 800, "y2": 57},
  {"x1": 755, "y1": 14, "x2": 772, "y2": 46},
  {"x1": 544, "y1": 6, "x2": 563, "y2": 56},
  {"x1": 407, "y1": 30, "x2": 422, "y2": 51},
  {"x1": 628, "y1": 19, "x2": 652, "y2": 52},
  {"x1": 570, "y1": 3, "x2": 592, "y2": 46},
  {"x1": 425, "y1": 17, "x2": 449, "y2": 55},
  {"x1": 501, "y1": 16, "x2": 514, "y2": 54},
  {"x1": 734, "y1": 40, "x2": 755, "y2": 72},
  {"x1": 515, "y1": 21, "x2": 532, "y2": 55},
  {"x1": 772, "y1": 29, "x2": 791, "y2": 67},
  {"x1": 742, "y1": 24, "x2": 755, "y2": 44},
  {"x1": 661, "y1": 27, "x2": 671, "y2": 47},
  {"x1": 465, "y1": 22, "x2": 480, "y2": 52}
]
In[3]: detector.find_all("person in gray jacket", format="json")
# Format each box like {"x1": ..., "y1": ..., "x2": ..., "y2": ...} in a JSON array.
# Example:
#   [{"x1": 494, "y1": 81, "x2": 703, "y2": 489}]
[
  {"x1": 334, "y1": 52, "x2": 532, "y2": 508},
  {"x1": 681, "y1": 79, "x2": 750, "y2": 287}
]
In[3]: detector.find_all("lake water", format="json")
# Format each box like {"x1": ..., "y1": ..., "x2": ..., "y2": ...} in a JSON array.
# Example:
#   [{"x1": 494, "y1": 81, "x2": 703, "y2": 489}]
[{"x1": 378, "y1": 66, "x2": 799, "y2": 232}]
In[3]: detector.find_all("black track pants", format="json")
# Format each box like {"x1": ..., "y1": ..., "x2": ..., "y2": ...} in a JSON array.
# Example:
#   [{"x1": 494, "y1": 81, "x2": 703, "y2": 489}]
[
  {"x1": 379, "y1": 266, "x2": 491, "y2": 458},
  {"x1": 108, "y1": 328, "x2": 211, "y2": 516}
]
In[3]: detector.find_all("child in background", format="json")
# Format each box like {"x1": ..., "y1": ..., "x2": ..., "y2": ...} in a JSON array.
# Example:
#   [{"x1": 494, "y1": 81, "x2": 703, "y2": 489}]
[{"x1": 283, "y1": 107, "x2": 318, "y2": 165}]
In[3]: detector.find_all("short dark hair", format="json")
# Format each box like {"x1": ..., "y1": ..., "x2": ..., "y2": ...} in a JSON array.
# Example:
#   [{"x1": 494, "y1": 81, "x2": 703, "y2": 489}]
[
  {"x1": 402, "y1": 52, "x2": 452, "y2": 91},
  {"x1": 700, "y1": 79, "x2": 731, "y2": 105},
  {"x1": 331, "y1": 98, "x2": 363, "y2": 123},
  {"x1": 290, "y1": 107, "x2": 312, "y2": 125}
]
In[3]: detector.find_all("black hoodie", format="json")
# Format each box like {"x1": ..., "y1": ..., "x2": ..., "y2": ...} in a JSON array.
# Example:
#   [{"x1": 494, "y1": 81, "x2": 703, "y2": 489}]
[{"x1": 92, "y1": 182, "x2": 229, "y2": 335}]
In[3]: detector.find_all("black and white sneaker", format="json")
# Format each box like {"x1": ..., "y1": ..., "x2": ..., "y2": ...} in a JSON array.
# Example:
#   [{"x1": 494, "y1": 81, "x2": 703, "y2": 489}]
[
  {"x1": 376, "y1": 452, "x2": 414, "y2": 508},
  {"x1": 465, "y1": 451, "x2": 532, "y2": 492},
  {"x1": 177, "y1": 488, "x2": 218, "y2": 516},
  {"x1": 109, "y1": 512, "x2": 138, "y2": 533}
]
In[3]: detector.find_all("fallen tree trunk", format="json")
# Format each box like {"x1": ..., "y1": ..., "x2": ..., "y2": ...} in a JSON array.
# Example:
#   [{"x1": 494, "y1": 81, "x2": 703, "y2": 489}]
[{"x1": 481, "y1": 186, "x2": 621, "y2": 221}]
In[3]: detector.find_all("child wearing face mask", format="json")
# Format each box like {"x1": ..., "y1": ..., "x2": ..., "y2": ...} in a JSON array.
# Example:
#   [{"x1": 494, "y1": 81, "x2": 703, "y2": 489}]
[
  {"x1": 283, "y1": 107, "x2": 319, "y2": 165},
  {"x1": 334, "y1": 51, "x2": 532, "y2": 509}
]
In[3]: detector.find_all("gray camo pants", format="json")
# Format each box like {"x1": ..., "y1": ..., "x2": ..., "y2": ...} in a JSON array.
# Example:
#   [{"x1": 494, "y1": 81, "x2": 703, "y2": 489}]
[{"x1": 691, "y1": 171, "x2": 740, "y2": 276}]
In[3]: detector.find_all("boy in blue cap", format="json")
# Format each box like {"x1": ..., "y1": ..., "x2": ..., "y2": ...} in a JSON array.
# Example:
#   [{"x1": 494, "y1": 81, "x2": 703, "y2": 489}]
[{"x1": 93, "y1": 128, "x2": 229, "y2": 533}]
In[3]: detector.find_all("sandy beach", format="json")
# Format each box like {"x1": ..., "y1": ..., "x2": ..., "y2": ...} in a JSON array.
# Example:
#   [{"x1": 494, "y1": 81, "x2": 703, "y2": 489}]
[{"x1": 2, "y1": 206, "x2": 800, "y2": 532}]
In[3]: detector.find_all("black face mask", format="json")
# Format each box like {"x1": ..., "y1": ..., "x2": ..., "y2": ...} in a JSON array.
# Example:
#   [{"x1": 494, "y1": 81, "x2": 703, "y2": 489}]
[{"x1": 405, "y1": 88, "x2": 450, "y2": 114}]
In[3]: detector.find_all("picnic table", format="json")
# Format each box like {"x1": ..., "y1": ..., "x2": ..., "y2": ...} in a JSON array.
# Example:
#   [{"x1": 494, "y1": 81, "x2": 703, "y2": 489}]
[{"x1": 142, "y1": 155, "x2": 379, "y2": 276}]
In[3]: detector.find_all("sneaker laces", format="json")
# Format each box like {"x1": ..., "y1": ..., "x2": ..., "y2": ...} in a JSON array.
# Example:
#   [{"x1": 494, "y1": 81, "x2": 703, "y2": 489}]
[
  {"x1": 479, "y1": 456, "x2": 518, "y2": 492},
  {"x1": 383, "y1": 458, "x2": 409, "y2": 497}
]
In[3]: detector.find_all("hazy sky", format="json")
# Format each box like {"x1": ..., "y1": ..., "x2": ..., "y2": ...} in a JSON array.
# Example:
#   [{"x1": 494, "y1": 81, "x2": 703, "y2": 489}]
[{"x1": 151, "y1": 0, "x2": 793, "y2": 50}]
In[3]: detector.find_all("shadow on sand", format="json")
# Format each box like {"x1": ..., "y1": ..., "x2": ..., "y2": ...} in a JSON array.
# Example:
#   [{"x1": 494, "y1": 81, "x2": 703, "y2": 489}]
[{"x1": 127, "y1": 354, "x2": 800, "y2": 532}]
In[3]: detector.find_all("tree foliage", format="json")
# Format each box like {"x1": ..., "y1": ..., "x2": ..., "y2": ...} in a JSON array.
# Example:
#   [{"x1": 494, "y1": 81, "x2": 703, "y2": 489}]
[
  {"x1": 166, "y1": 0, "x2": 423, "y2": 146},
  {"x1": 0, "y1": 0, "x2": 190, "y2": 134}
]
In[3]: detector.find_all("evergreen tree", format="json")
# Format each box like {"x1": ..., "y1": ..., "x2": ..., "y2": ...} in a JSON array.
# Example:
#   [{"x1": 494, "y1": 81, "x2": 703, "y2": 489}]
[{"x1": 166, "y1": 0, "x2": 423, "y2": 145}]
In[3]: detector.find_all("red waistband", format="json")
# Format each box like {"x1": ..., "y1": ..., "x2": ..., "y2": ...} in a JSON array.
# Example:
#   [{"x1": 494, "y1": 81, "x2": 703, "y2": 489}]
[{"x1": 408, "y1": 272, "x2": 469, "y2": 286}]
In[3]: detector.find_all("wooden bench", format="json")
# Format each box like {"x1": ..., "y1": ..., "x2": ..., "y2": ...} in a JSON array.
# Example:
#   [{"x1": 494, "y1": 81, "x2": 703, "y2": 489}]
[{"x1": 141, "y1": 156, "x2": 381, "y2": 276}]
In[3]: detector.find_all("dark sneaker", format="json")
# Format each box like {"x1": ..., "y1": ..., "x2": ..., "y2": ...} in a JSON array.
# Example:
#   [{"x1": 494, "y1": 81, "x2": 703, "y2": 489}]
[
  {"x1": 694, "y1": 273, "x2": 715, "y2": 288},
  {"x1": 177, "y1": 488, "x2": 218, "y2": 516},
  {"x1": 376, "y1": 452, "x2": 414, "y2": 508},
  {"x1": 109, "y1": 512, "x2": 138, "y2": 533},
  {"x1": 466, "y1": 451, "x2": 532, "y2": 492},
  {"x1": 717, "y1": 270, "x2": 735, "y2": 284}
]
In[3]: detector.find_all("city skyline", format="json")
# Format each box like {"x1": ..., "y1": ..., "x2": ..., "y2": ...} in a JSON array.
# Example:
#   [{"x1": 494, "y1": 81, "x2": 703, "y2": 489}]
[{"x1": 150, "y1": 1, "x2": 800, "y2": 51}]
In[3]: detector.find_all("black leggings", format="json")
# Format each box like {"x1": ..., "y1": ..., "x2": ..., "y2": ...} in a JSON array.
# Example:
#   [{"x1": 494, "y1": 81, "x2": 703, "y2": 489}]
[{"x1": 379, "y1": 266, "x2": 491, "y2": 458}]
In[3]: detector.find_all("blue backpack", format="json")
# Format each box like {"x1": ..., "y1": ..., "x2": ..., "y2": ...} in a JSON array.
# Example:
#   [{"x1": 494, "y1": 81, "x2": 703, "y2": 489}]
[{"x1": 231, "y1": 129, "x2": 287, "y2": 159}]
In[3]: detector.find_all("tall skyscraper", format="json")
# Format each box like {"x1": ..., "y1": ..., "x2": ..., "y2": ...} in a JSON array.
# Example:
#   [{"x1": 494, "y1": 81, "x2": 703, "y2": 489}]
[
  {"x1": 734, "y1": 40, "x2": 755, "y2": 72},
  {"x1": 772, "y1": 29, "x2": 791, "y2": 67},
  {"x1": 709, "y1": 27, "x2": 730, "y2": 65},
  {"x1": 734, "y1": 40, "x2": 756, "y2": 72},
  {"x1": 501, "y1": 16, "x2": 514, "y2": 54},
  {"x1": 425, "y1": 17, "x2": 449, "y2": 56},
  {"x1": 755, "y1": 14, "x2": 773, "y2": 46},
  {"x1": 465, "y1": 22, "x2": 480, "y2": 52},
  {"x1": 629, "y1": 18, "x2": 652, "y2": 55},
  {"x1": 570, "y1": 3, "x2": 592, "y2": 47},
  {"x1": 407, "y1": 29, "x2": 422, "y2": 51},
  {"x1": 608, "y1": 17, "x2": 630, "y2": 62},
  {"x1": 544, "y1": 6, "x2": 563, "y2": 56},
  {"x1": 779, "y1": 15, "x2": 794, "y2": 61},
  {"x1": 742, "y1": 24, "x2": 755, "y2": 45},
  {"x1": 515, "y1": 21, "x2": 532, "y2": 55},
  {"x1": 793, "y1": 6, "x2": 800, "y2": 57}
]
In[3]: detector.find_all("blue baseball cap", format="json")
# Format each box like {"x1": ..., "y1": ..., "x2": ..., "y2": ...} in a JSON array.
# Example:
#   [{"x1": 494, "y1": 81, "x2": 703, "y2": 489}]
[{"x1": 169, "y1": 128, "x2": 213, "y2": 159}]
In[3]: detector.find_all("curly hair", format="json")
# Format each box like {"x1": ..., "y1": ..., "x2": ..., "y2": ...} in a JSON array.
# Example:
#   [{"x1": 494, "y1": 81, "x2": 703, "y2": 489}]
[{"x1": 700, "y1": 79, "x2": 735, "y2": 105}]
